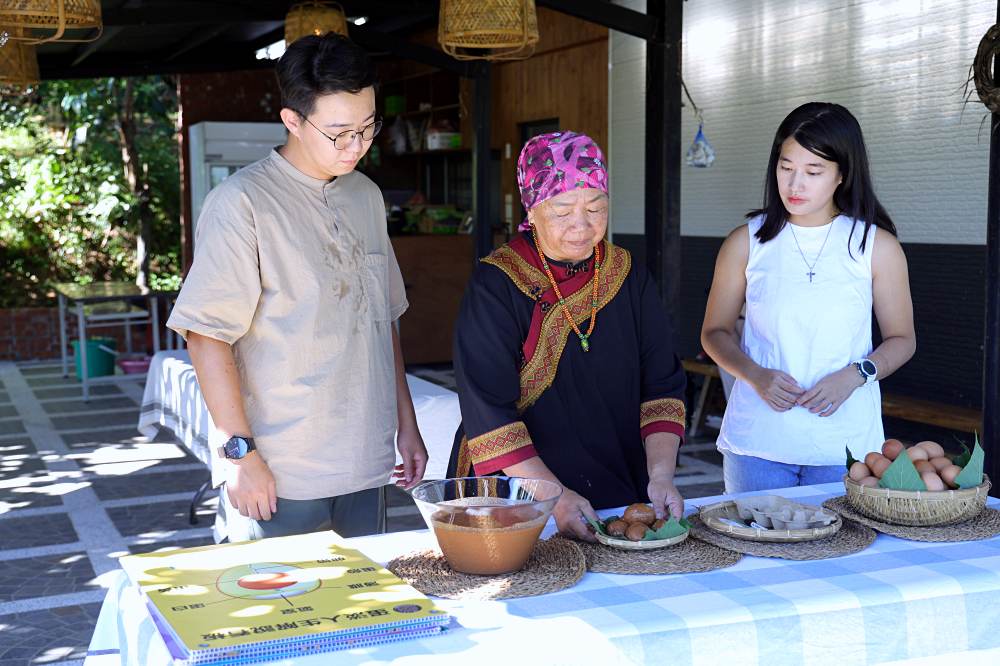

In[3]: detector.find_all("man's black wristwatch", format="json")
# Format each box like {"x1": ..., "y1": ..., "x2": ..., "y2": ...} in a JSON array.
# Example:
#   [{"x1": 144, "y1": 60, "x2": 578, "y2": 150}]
[{"x1": 217, "y1": 435, "x2": 257, "y2": 461}]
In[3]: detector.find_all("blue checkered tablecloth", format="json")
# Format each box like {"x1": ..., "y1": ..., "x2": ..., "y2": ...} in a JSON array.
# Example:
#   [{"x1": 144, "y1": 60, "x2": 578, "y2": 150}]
[{"x1": 85, "y1": 482, "x2": 1000, "y2": 665}]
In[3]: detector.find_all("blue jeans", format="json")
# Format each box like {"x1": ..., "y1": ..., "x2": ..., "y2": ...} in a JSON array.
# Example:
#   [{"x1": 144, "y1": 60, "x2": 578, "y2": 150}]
[{"x1": 722, "y1": 451, "x2": 845, "y2": 494}]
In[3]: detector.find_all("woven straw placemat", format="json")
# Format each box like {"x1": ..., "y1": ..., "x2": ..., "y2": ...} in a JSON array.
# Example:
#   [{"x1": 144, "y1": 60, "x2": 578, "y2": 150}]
[
  {"x1": 386, "y1": 537, "x2": 585, "y2": 600},
  {"x1": 688, "y1": 514, "x2": 876, "y2": 560},
  {"x1": 558, "y1": 535, "x2": 742, "y2": 575},
  {"x1": 822, "y1": 496, "x2": 1000, "y2": 542}
]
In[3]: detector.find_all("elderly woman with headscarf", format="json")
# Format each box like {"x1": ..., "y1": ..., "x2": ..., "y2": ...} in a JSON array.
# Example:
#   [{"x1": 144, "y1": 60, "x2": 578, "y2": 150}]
[{"x1": 446, "y1": 132, "x2": 688, "y2": 541}]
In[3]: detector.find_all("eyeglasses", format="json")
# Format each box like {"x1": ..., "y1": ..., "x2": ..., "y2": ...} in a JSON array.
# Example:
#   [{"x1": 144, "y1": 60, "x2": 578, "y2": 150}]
[{"x1": 301, "y1": 114, "x2": 383, "y2": 150}]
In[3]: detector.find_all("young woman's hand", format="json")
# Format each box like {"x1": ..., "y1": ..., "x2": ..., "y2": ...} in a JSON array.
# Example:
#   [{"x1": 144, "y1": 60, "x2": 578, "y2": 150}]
[
  {"x1": 797, "y1": 366, "x2": 865, "y2": 416},
  {"x1": 750, "y1": 367, "x2": 804, "y2": 411}
]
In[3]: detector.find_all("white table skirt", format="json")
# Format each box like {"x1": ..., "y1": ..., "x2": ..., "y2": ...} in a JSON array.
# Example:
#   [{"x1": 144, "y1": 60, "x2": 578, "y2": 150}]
[
  {"x1": 137, "y1": 349, "x2": 462, "y2": 487},
  {"x1": 86, "y1": 483, "x2": 1000, "y2": 666}
]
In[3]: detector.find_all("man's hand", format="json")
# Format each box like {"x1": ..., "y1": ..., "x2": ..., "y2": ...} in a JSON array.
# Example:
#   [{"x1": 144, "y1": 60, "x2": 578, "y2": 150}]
[
  {"x1": 553, "y1": 488, "x2": 599, "y2": 542},
  {"x1": 225, "y1": 453, "x2": 277, "y2": 521},
  {"x1": 648, "y1": 475, "x2": 684, "y2": 520},
  {"x1": 393, "y1": 429, "x2": 428, "y2": 489}
]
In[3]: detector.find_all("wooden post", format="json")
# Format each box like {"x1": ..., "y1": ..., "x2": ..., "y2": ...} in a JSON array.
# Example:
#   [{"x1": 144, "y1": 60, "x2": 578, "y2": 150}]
[
  {"x1": 644, "y1": 0, "x2": 683, "y2": 321},
  {"x1": 985, "y1": 3, "x2": 1000, "y2": 497},
  {"x1": 473, "y1": 62, "x2": 493, "y2": 259}
]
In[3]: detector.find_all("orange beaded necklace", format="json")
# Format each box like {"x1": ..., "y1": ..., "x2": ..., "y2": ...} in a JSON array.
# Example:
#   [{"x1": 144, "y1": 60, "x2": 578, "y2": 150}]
[{"x1": 531, "y1": 227, "x2": 602, "y2": 352}]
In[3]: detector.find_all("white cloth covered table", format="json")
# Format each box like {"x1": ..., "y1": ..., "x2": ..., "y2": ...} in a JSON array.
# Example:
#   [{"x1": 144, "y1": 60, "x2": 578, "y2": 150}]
[
  {"x1": 138, "y1": 349, "x2": 462, "y2": 487},
  {"x1": 86, "y1": 483, "x2": 1000, "y2": 665}
]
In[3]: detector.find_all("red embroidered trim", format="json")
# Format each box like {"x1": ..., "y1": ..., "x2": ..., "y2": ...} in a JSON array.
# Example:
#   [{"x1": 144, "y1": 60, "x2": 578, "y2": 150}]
[
  {"x1": 640, "y1": 398, "x2": 686, "y2": 431},
  {"x1": 467, "y1": 421, "x2": 534, "y2": 468}
]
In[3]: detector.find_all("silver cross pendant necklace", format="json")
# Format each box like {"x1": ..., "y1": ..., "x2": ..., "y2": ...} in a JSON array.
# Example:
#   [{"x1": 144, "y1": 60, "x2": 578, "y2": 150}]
[{"x1": 787, "y1": 214, "x2": 837, "y2": 283}]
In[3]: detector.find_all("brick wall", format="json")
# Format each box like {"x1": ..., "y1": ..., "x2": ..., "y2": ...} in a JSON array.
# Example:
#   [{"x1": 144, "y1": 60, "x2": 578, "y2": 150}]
[{"x1": 0, "y1": 307, "x2": 159, "y2": 363}]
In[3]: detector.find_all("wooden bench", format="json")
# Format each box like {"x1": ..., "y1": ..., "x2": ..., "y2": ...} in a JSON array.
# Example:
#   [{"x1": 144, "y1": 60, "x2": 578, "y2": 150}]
[
  {"x1": 881, "y1": 393, "x2": 982, "y2": 434},
  {"x1": 682, "y1": 359, "x2": 721, "y2": 437},
  {"x1": 682, "y1": 359, "x2": 984, "y2": 435}
]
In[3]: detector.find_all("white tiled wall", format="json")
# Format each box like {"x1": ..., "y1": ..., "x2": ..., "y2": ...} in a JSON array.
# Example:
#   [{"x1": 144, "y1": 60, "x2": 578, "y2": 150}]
[{"x1": 609, "y1": 0, "x2": 996, "y2": 244}]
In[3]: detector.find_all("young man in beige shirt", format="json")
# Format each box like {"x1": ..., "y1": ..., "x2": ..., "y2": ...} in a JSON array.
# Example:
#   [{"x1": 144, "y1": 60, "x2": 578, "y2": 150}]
[{"x1": 167, "y1": 34, "x2": 427, "y2": 540}]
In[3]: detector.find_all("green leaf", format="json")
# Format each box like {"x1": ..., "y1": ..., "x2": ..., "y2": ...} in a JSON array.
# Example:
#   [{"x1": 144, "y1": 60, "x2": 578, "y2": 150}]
[
  {"x1": 586, "y1": 516, "x2": 604, "y2": 536},
  {"x1": 954, "y1": 442, "x2": 973, "y2": 469},
  {"x1": 644, "y1": 516, "x2": 691, "y2": 541},
  {"x1": 846, "y1": 446, "x2": 860, "y2": 472},
  {"x1": 878, "y1": 452, "x2": 927, "y2": 491},
  {"x1": 954, "y1": 433, "x2": 985, "y2": 489}
]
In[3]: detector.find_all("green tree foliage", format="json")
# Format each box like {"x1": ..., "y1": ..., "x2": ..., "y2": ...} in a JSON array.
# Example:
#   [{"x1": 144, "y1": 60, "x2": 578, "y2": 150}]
[{"x1": 0, "y1": 77, "x2": 180, "y2": 307}]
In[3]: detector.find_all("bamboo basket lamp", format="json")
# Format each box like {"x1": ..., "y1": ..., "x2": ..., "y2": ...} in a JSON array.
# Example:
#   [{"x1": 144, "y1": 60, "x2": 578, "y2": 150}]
[
  {"x1": 438, "y1": 0, "x2": 539, "y2": 61},
  {"x1": 0, "y1": 0, "x2": 102, "y2": 44},
  {"x1": 0, "y1": 27, "x2": 40, "y2": 86},
  {"x1": 284, "y1": 1, "x2": 349, "y2": 45}
]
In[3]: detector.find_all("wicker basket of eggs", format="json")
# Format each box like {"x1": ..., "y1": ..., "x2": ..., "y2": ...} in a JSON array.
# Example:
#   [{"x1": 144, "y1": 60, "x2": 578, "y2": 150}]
[{"x1": 844, "y1": 438, "x2": 990, "y2": 526}]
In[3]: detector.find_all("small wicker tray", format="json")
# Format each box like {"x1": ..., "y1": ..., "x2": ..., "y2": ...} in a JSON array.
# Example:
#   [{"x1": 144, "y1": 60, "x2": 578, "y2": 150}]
[
  {"x1": 699, "y1": 500, "x2": 841, "y2": 543},
  {"x1": 593, "y1": 528, "x2": 688, "y2": 550},
  {"x1": 843, "y1": 474, "x2": 991, "y2": 526}
]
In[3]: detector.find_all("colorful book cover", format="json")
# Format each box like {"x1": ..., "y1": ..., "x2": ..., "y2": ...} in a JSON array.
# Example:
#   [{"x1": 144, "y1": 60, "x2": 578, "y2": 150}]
[{"x1": 118, "y1": 531, "x2": 449, "y2": 663}]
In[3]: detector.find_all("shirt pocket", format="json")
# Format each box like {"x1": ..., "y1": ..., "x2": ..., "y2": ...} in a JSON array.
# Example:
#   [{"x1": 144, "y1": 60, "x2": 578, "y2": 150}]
[{"x1": 361, "y1": 253, "x2": 391, "y2": 323}]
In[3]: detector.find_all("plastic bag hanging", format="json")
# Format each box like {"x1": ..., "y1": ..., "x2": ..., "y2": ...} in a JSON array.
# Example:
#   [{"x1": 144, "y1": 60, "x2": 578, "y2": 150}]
[{"x1": 686, "y1": 123, "x2": 715, "y2": 168}]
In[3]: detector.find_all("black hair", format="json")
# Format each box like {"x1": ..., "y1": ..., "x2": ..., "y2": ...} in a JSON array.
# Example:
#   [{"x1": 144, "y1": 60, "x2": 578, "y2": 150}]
[
  {"x1": 747, "y1": 102, "x2": 895, "y2": 253},
  {"x1": 275, "y1": 33, "x2": 377, "y2": 117}
]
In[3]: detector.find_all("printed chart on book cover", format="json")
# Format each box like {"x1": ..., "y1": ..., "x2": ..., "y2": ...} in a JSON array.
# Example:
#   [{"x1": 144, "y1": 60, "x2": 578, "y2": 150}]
[{"x1": 118, "y1": 531, "x2": 449, "y2": 661}]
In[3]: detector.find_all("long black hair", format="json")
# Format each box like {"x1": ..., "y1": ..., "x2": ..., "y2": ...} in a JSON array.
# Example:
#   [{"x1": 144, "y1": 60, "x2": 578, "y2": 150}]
[{"x1": 747, "y1": 102, "x2": 895, "y2": 253}]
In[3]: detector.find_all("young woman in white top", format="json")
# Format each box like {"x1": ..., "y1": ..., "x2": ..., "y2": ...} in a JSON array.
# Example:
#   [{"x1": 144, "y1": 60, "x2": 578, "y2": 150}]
[{"x1": 701, "y1": 102, "x2": 916, "y2": 493}]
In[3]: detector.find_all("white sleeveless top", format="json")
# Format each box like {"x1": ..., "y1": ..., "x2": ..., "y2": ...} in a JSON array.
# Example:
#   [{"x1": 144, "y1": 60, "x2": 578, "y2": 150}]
[{"x1": 717, "y1": 215, "x2": 884, "y2": 465}]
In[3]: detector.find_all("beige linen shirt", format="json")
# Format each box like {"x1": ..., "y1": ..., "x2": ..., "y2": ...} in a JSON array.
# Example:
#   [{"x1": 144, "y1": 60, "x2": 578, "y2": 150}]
[{"x1": 167, "y1": 149, "x2": 407, "y2": 500}]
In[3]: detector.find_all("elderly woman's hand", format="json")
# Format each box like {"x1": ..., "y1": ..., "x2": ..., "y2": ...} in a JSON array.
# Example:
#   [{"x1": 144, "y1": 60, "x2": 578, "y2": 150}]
[
  {"x1": 750, "y1": 367, "x2": 804, "y2": 412},
  {"x1": 553, "y1": 488, "x2": 599, "y2": 542},
  {"x1": 648, "y1": 475, "x2": 684, "y2": 520}
]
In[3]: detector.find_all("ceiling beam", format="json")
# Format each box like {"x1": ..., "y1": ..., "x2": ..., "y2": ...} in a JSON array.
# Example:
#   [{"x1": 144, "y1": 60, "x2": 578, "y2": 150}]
[
  {"x1": 71, "y1": 26, "x2": 125, "y2": 66},
  {"x1": 102, "y1": 4, "x2": 287, "y2": 27},
  {"x1": 39, "y1": 52, "x2": 276, "y2": 80},
  {"x1": 536, "y1": 0, "x2": 656, "y2": 40},
  {"x1": 349, "y1": 25, "x2": 472, "y2": 77},
  {"x1": 165, "y1": 25, "x2": 233, "y2": 62}
]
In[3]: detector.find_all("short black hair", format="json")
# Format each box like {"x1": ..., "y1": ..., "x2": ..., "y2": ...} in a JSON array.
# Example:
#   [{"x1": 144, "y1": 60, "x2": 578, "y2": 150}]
[{"x1": 276, "y1": 33, "x2": 377, "y2": 117}]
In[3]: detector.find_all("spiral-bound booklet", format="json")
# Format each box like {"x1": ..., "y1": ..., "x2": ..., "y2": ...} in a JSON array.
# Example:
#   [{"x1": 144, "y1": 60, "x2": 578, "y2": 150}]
[{"x1": 118, "y1": 531, "x2": 449, "y2": 664}]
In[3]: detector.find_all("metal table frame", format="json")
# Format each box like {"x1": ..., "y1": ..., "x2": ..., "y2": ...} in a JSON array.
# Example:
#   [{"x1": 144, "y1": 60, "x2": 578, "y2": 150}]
[{"x1": 55, "y1": 282, "x2": 178, "y2": 400}]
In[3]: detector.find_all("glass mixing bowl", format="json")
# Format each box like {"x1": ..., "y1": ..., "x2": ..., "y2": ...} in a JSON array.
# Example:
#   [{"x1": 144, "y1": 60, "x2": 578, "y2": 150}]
[{"x1": 410, "y1": 477, "x2": 562, "y2": 575}]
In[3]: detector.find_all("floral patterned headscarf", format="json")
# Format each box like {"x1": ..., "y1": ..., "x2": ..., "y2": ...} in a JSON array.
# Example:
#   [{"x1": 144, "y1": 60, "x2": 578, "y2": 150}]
[{"x1": 516, "y1": 131, "x2": 608, "y2": 231}]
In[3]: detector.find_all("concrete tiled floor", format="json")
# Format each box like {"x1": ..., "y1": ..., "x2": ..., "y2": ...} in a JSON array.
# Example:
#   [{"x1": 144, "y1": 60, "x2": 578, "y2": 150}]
[{"x1": 0, "y1": 360, "x2": 726, "y2": 666}]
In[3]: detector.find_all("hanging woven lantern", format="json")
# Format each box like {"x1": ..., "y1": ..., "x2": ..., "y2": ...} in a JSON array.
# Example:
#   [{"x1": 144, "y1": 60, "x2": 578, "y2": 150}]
[
  {"x1": 0, "y1": 0, "x2": 102, "y2": 44},
  {"x1": 438, "y1": 0, "x2": 539, "y2": 61},
  {"x1": 284, "y1": 1, "x2": 349, "y2": 45},
  {"x1": 0, "y1": 28, "x2": 40, "y2": 86}
]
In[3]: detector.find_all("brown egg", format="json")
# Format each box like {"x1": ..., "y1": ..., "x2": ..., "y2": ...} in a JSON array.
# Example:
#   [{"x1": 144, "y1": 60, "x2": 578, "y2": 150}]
[
  {"x1": 651, "y1": 518, "x2": 666, "y2": 531},
  {"x1": 921, "y1": 471, "x2": 946, "y2": 492},
  {"x1": 622, "y1": 503, "x2": 656, "y2": 526},
  {"x1": 914, "y1": 460, "x2": 935, "y2": 475},
  {"x1": 916, "y1": 441, "x2": 945, "y2": 459},
  {"x1": 858, "y1": 476, "x2": 880, "y2": 488},
  {"x1": 864, "y1": 452, "x2": 887, "y2": 469},
  {"x1": 606, "y1": 519, "x2": 628, "y2": 537},
  {"x1": 881, "y1": 439, "x2": 905, "y2": 461},
  {"x1": 940, "y1": 465, "x2": 963, "y2": 488},
  {"x1": 929, "y1": 457, "x2": 952, "y2": 472},
  {"x1": 849, "y1": 461, "x2": 872, "y2": 482},
  {"x1": 906, "y1": 446, "x2": 929, "y2": 462},
  {"x1": 625, "y1": 522, "x2": 649, "y2": 541},
  {"x1": 870, "y1": 455, "x2": 892, "y2": 479}
]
